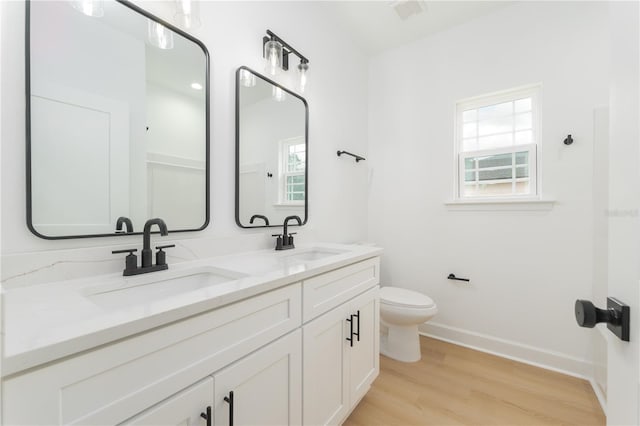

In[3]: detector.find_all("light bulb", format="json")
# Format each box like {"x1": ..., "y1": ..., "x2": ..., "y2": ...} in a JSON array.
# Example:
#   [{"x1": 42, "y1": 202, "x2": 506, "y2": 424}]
[
  {"x1": 191, "y1": 82, "x2": 203, "y2": 90},
  {"x1": 298, "y1": 61, "x2": 309, "y2": 93}
]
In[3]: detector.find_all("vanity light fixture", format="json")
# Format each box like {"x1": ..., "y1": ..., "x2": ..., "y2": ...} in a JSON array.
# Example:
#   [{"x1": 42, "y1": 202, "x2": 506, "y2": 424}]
[
  {"x1": 70, "y1": 0, "x2": 104, "y2": 17},
  {"x1": 262, "y1": 30, "x2": 310, "y2": 93},
  {"x1": 174, "y1": 0, "x2": 201, "y2": 30},
  {"x1": 191, "y1": 82, "x2": 203, "y2": 90},
  {"x1": 147, "y1": 20, "x2": 174, "y2": 50}
]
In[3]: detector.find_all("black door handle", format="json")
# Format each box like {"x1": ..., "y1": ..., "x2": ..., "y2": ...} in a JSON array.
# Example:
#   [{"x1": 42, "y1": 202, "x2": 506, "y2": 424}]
[
  {"x1": 346, "y1": 315, "x2": 354, "y2": 347},
  {"x1": 575, "y1": 297, "x2": 630, "y2": 341},
  {"x1": 224, "y1": 390, "x2": 234, "y2": 426},
  {"x1": 353, "y1": 310, "x2": 360, "y2": 342},
  {"x1": 200, "y1": 406, "x2": 211, "y2": 426}
]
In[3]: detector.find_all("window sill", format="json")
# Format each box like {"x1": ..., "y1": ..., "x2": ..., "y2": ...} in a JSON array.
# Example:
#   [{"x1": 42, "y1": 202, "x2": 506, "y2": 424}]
[{"x1": 444, "y1": 198, "x2": 555, "y2": 211}]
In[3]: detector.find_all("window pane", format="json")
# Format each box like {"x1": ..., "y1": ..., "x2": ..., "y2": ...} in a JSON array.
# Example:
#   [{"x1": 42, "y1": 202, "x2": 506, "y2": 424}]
[
  {"x1": 478, "y1": 133, "x2": 513, "y2": 150},
  {"x1": 477, "y1": 153, "x2": 512, "y2": 168},
  {"x1": 515, "y1": 97, "x2": 532, "y2": 113},
  {"x1": 464, "y1": 158, "x2": 476, "y2": 169},
  {"x1": 463, "y1": 109, "x2": 477, "y2": 122},
  {"x1": 515, "y1": 112, "x2": 532, "y2": 131},
  {"x1": 515, "y1": 130, "x2": 532, "y2": 145},
  {"x1": 514, "y1": 180, "x2": 530, "y2": 195},
  {"x1": 478, "y1": 116, "x2": 512, "y2": 136},
  {"x1": 465, "y1": 171, "x2": 475, "y2": 182},
  {"x1": 463, "y1": 123, "x2": 477, "y2": 138},
  {"x1": 516, "y1": 166, "x2": 529, "y2": 178},
  {"x1": 479, "y1": 168, "x2": 512, "y2": 181},
  {"x1": 515, "y1": 151, "x2": 529, "y2": 165},
  {"x1": 463, "y1": 181, "x2": 514, "y2": 197},
  {"x1": 478, "y1": 101, "x2": 513, "y2": 120}
]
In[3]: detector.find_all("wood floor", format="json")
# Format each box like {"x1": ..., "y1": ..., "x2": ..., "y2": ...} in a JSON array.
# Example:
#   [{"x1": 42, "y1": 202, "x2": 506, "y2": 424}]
[{"x1": 344, "y1": 337, "x2": 605, "y2": 426}]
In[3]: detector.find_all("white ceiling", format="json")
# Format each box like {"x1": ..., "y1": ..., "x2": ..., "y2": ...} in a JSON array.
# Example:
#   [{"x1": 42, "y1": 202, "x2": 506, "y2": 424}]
[{"x1": 326, "y1": 1, "x2": 516, "y2": 55}]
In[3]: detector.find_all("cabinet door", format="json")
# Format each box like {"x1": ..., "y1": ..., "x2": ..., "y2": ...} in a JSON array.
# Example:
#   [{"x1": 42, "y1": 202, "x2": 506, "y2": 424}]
[
  {"x1": 347, "y1": 286, "x2": 380, "y2": 407},
  {"x1": 214, "y1": 330, "x2": 302, "y2": 426},
  {"x1": 121, "y1": 377, "x2": 213, "y2": 426},
  {"x1": 302, "y1": 304, "x2": 350, "y2": 426}
]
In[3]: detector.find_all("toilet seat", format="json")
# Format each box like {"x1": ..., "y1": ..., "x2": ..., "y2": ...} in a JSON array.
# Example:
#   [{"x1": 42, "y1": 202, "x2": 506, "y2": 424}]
[{"x1": 380, "y1": 287, "x2": 435, "y2": 309}]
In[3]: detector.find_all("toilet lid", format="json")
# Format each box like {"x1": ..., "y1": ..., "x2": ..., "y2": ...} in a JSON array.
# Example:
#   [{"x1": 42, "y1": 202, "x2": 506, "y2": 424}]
[{"x1": 380, "y1": 287, "x2": 435, "y2": 308}]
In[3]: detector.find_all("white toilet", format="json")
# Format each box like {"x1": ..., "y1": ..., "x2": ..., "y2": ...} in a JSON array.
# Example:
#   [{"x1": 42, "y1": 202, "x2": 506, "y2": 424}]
[{"x1": 379, "y1": 286, "x2": 438, "y2": 362}]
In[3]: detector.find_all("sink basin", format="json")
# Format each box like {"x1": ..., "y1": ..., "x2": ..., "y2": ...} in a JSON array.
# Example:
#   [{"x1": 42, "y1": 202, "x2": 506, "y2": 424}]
[
  {"x1": 82, "y1": 266, "x2": 246, "y2": 308},
  {"x1": 280, "y1": 248, "x2": 347, "y2": 263},
  {"x1": 227, "y1": 247, "x2": 348, "y2": 275}
]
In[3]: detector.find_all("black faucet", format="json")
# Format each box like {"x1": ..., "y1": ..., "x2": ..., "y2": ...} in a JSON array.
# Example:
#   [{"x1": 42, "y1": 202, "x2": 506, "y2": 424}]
[
  {"x1": 142, "y1": 218, "x2": 168, "y2": 267},
  {"x1": 273, "y1": 215, "x2": 302, "y2": 250},
  {"x1": 115, "y1": 216, "x2": 134, "y2": 233},
  {"x1": 250, "y1": 214, "x2": 270, "y2": 226},
  {"x1": 112, "y1": 218, "x2": 174, "y2": 276}
]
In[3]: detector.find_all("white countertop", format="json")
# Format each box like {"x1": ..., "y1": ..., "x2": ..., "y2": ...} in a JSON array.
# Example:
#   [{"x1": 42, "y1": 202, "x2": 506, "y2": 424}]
[{"x1": 2, "y1": 243, "x2": 382, "y2": 377}]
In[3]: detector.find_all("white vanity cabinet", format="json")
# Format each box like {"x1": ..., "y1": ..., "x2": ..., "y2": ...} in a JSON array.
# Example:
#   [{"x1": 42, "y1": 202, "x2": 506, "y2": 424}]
[
  {"x1": 2, "y1": 254, "x2": 380, "y2": 426},
  {"x1": 213, "y1": 330, "x2": 302, "y2": 426},
  {"x1": 302, "y1": 258, "x2": 380, "y2": 426}
]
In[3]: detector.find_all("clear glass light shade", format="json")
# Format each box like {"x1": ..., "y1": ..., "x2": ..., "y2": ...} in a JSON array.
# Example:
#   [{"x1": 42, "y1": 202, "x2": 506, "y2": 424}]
[
  {"x1": 272, "y1": 86, "x2": 286, "y2": 102},
  {"x1": 148, "y1": 20, "x2": 174, "y2": 50},
  {"x1": 70, "y1": 0, "x2": 104, "y2": 17},
  {"x1": 174, "y1": 0, "x2": 201, "y2": 30},
  {"x1": 298, "y1": 61, "x2": 309, "y2": 93},
  {"x1": 239, "y1": 69, "x2": 256, "y2": 88},
  {"x1": 264, "y1": 40, "x2": 283, "y2": 76}
]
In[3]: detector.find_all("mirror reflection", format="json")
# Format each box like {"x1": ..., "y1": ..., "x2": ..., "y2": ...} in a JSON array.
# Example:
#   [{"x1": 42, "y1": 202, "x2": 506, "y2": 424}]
[
  {"x1": 236, "y1": 67, "x2": 308, "y2": 228},
  {"x1": 27, "y1": 0, "x2": 209, "y2": 238}
]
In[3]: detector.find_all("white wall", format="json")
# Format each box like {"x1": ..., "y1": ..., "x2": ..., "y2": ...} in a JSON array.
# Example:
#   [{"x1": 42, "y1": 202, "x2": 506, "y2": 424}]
[
  {"x1": 0, "y1": 1, "x2": 369, "y2": 284},
  {"x1": 367, "y1": 2, "x2": 609, "y2": 376}
]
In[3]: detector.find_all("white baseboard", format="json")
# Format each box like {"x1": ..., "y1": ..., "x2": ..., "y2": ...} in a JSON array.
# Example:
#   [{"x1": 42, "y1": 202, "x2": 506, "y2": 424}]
[{"x1": 419, "y1": 322, "x2": 593, "y2": 380}]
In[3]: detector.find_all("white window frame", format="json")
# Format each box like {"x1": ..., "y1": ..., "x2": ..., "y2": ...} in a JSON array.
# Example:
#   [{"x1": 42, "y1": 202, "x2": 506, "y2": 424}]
[
  {"x1": 454, "y1": 84, "x2": 542, "y2": 201},
  {"x1": 278, "y1": 136, "x2": 305, "y2": 206}
]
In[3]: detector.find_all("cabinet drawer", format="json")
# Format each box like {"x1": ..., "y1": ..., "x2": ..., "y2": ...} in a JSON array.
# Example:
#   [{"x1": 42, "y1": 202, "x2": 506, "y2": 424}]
[
  {"x1": 2, "y1": 283, "x2": 301, "y2": 426},
  {"x1": 120, "y1": 377, "x2": 213, "y2": 426},
  {"x1": 302, "y1": 257, "x2": 379, "y2": 323}
]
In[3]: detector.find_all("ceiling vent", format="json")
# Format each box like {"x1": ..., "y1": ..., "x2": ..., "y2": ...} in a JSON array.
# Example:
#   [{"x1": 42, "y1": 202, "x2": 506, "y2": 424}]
[{"x1": 389, "y1": 0, "x2": 427, "y2": 21}]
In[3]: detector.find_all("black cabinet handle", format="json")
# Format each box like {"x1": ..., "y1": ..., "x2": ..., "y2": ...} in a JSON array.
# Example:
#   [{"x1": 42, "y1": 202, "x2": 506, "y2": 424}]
[
  {"x1": 353, "y1": 310, "x2": 360, "y2": 342},
  {"x1": 200, "y1": 406, "x2": 211, "y2": 426},
  {"x1": 224, "y1": 390, "x2": 234, "y2": 426},
  {"x1": 346, "y1": 315, "x2": 354, "y2": 347}
]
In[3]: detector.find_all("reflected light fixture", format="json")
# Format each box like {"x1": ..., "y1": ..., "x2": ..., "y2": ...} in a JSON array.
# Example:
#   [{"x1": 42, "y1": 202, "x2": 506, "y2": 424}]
[
  {"x1": 148, "y1": 20, "x2": 174, "y2": 50},
  {"x1": 174, "y1": 0, "x2": 201, "y2": 30},
  {"x1": 262, "y1": 30, "x2": 310, "y2": 93},
  {"x1": 239, "y1": 69, "x2": 257, "y2": 88},
  {"x1": 191, "y1": 82, "x2": 203, "y2": 90},
  {"x1": 70, "y1": 0, "x2": 104, "y2": 17},
  {"x1": 272, "y1": 86, "x2": 287, "y2": 102}
]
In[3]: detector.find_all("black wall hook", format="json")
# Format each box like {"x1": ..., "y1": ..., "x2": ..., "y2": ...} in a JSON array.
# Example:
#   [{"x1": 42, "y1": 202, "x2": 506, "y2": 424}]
[{"x1": 564, "y1": 134, "x2": 574, "y2": 145}]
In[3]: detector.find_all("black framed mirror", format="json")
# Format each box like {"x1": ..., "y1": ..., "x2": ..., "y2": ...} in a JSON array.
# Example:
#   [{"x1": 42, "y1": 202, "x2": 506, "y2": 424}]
[
  {"x1": 235, "y1": 67, "x2": 308, "y2": 228},
  {"x1": 26, "y1": 0, "x2": 210, "y2": 239}
]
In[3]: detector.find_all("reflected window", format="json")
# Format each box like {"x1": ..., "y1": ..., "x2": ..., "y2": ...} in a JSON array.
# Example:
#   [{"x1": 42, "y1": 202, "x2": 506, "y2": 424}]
[{"x1": 280, "y1": 137, "x2": 305, "y2": 204}]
